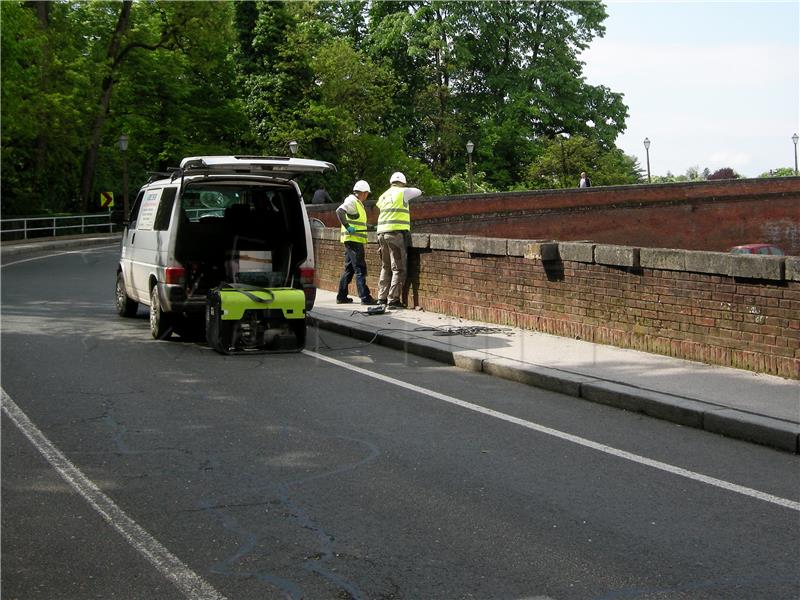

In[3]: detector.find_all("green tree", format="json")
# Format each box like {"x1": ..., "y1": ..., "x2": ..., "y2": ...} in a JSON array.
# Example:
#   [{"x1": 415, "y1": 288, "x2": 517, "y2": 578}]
[
  {"x1": 315, "y1": 0, "x2": 370, "y2": 48},
  {"x1": 366, "y1": 1, "x2": 629, "y2": 188},
  {"x1": 1, "y1": 1, "x2": 45, "y2": 214},
  {"x1": 78, "y1": 1, "x2": 242, "y2": 212},
  {"x1": 685, "y1": 166, "x2": 701, "y2": 181},
  {"x1": 106, "y1": 1, "x2": 247, "y2": 186},
  {"x1": 310, "y1": 39, "x2": 426, "y2": 196},
  {"x1": 652, "y1": 166, "x2": 709, "y2": 184},
  {"x1": 234, "y1": 1, "x2": 319, "y2": 152},
  {"x1": 443, "y1": 171, "x2": 496, "y2": 195},
  {"x1": 2, "y1": 0, "x2": 635, "y2": 216},
  {"x1": 758, "y1": 167, "x2": 795, "y2": 177},
  {"x1": 2, "y1": 0, "x2": 248, "y2": 215},
  {"x1": 234, "y1": 1, "x2": 441, "y2": 199},
  {"x1": 1, "y1": 1, "x2": 92, "y2": 214},
  {"x1": 524, "y1": 135, "x2": 640, "y2": 189},
  {"x1": 76, "y1": 1, "x2": 135, "y2": 213}
]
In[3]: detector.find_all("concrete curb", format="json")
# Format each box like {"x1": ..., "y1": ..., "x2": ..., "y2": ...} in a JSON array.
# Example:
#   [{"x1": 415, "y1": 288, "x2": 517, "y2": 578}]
[{"x1": 308, "y1": 312, "x2": 800, "y2": 454}]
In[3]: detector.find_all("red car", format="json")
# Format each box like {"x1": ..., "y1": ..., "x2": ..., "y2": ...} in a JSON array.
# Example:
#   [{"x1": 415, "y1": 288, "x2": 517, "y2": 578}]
[{"x1": 729, "y1": 244, "x2": 785, "y2": 256}]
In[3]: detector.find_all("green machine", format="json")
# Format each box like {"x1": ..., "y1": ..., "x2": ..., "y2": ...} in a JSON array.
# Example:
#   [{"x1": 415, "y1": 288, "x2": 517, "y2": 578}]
[{"x1": 206, "y1": 285, "x2": 307, "y2": 354}]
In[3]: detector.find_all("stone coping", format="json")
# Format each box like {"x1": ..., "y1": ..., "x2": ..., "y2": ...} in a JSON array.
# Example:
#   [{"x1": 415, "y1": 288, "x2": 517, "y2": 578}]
[
  {"x1": 312, "y1": 228, "x2": 798, "y2": 282},
  {"x1": 304, "y1": 176, "x2": 800, "y2": 207}
]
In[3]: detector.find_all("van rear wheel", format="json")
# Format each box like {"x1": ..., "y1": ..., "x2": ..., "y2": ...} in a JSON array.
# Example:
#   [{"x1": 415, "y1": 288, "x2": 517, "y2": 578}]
[
  {"x1": 149, "y1": 286, "x2": 173, "y2": 339},
  {"x1": 116, "y1": 272, "x2": 138, "y2": 317}
]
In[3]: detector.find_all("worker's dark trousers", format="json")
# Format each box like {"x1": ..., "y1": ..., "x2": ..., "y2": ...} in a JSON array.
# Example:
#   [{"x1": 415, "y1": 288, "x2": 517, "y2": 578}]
[{"x1": 337, "y1": 241, "x2": 371, "y2": 301}]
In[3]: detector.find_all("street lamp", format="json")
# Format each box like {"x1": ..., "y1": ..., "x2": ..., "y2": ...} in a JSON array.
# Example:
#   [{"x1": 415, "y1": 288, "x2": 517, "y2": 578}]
[
  {"x1": 793, "y1": 133, "x2": 799, "y2": 175},
  {"x1": 643, "y1": 137, "x2": 651, "y2": 183},
  {"x1": 466, "y1": 140, "x2": 474, "y2": 193},
  {"x1": 288, "y1": 140, "x2": 298, "y2": 156},
  {"x1": 118, "y1": 134, "x2": 129, "y2": 217}
]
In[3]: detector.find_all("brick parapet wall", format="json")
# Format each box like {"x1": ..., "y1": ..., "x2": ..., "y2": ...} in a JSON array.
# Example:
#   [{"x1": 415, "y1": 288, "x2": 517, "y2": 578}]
[
  {"x1": 313, "y1": 228, "x2": 800, "y2": 379},
  {"x1": 308, "y1": 177, "x2": 800, "y2": 254}
]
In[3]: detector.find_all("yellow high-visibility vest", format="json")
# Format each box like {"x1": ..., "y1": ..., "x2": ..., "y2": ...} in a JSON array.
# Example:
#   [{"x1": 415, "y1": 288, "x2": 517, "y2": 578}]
[
  {"x1": 340, "y1": 197, "x2": 368, "y2": 243},
  {"x1": 376, "y1": 187, "x2": 410, "y2": 233}
]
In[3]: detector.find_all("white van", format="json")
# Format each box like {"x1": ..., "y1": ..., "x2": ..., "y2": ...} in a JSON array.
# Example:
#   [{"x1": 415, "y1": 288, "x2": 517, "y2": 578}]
[{"x1": 115, "y1": 155, "x2": 335, "y2": 341}]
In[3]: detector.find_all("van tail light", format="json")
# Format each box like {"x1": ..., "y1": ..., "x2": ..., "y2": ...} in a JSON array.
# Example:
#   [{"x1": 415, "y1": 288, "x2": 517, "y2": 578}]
[
  {"x1": 299, "y1": 267, "x2": 315, "y2": 286},
  {"x1": 298, "y1": 267, "x2": 316, "y2": 309},
  {"x1": 165, "y1": 266, "x2": 186, "y2": 285}
]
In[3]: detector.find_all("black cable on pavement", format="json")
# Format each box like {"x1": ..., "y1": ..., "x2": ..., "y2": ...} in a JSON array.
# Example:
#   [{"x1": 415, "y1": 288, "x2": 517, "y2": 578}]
[
  {"x1": 307, "y1": 320, "x2": 513, "y2": 351},
  {"x1": 412, "y1": 325, "x2": 513, "y2": 337}
]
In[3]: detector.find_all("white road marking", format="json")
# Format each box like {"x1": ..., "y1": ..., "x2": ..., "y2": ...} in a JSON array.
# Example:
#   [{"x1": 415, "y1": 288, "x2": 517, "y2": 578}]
[
  {"x1": 1, "y1": 245, "x2": 119, "y2": 268},
  {"x1": 303, "y1": 350, "x2": 800, "y2": 512},
  {"x1": 1, "y1": 388, "x2": 227, "y2": 600}
]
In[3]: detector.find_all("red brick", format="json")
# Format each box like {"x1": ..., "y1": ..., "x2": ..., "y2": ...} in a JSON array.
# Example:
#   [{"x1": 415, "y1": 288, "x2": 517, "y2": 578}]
[{"x1": 313, "y1": 234, "x2": 799, "y2": 378}]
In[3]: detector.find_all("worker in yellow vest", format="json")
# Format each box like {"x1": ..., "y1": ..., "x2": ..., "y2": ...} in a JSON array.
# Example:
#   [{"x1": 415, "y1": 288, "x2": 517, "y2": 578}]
[
  {"x1": 375, "y1": 172, "x2": 422, "y2": 308},
  {"x1": 335, "y1": 180, "x2": 377, "y2": 305}
]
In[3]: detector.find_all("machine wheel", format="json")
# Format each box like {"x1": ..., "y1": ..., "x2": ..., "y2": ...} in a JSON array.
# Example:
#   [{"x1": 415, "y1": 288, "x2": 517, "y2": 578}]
[
  {"x1": 291, "y1": 319, "x2": 307, "y2": 350},
  {"x1": 149, "y1": 285, "x2": 173, "y2": 339},
  {"x1": 115, "y1": 271, "x2": 138, "y2": 317},
  {"x1": 174, "y1": 315, "x2": 205, "y2": 341}
]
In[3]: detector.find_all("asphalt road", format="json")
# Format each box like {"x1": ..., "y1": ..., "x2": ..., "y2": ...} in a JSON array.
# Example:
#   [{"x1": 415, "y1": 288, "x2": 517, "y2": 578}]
[{"x1": 2, "y1": 246, "x2": 799, "y2": 600}]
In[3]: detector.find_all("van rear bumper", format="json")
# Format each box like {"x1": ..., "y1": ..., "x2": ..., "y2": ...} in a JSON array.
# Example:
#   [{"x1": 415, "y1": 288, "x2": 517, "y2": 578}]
[
  {"x1": 158, "y1": 282, "x2": 316, "y2": 314},
  {"x1": 157, "y1": 283, "x2": 206, "y2": 314}
]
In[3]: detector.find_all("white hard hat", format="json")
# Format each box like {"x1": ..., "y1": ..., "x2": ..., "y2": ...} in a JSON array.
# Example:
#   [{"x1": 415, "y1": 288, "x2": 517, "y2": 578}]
[
  {"x1": 353, "y1": 179, "x2": 371, "y2": 193},
  {"x1": 390, "y1": 171, "x2": 406, "y2": 185}
]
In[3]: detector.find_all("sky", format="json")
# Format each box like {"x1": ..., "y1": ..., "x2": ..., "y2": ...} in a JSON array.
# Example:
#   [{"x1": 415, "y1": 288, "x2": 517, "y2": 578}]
[{"x1": 580, "y1": 1, "x2": 800, "y2": 178}]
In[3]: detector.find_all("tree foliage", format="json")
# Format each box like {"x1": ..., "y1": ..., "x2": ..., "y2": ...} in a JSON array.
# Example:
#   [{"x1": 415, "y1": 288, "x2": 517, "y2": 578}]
[
  {"x1": 757, "y1": 167, "x2": 795, "y2": 178},
  {"x1": 365, "y1": 1, "x2": 628, "y2": 188},
  {"x1": 2, "y1": 0, "x2": 248, "y2": 214},
  {"x1": 2, "y1": 0, "x2": 633, "y2": 215},
  {"x1": 525, "y1": 136, "x2": 641, "y2": 189},
  {"x1": 707, "y1": 167, "x2": 740, "y2": 181}
]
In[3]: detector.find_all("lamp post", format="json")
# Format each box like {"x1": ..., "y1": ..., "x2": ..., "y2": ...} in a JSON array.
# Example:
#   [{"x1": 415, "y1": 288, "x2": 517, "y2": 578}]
[
  {"x1": 643, "y1": 137, "x2": 651, "y2": 183},
  {"x1": 288, "y1": 140, "x2": 298, "y2": 156},
  {"x1": 466, "y1": 140, "x2": 474, "y2": 193},
  {"x1": 118, "y1": 134, "x2": 129, "y2": 217},
  {"x1": 793, "y1": 133, "x2": 799, "y2": 176}
]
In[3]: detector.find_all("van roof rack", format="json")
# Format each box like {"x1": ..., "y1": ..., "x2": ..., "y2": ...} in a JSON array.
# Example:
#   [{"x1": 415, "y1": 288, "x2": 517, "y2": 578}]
[
  {"x1": 146, "y1": 171, "x2": 172, "y2": 183},
  {"x1": 179, "y1": 156, "x2": 336, "y2": 176}
]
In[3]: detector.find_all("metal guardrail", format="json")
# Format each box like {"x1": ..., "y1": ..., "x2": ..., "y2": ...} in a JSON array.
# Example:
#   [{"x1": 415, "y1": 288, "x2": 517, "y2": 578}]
[
  {"x1": 1, "y1": 214, "x2": 116, "y2": 241},
  {"x1": 3, "y1": 210, "x2": 309, "y2": 238}
]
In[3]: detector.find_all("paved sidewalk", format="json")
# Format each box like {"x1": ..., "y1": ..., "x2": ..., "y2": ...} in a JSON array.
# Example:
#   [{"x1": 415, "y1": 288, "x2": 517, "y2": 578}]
[{"x1": 308, "y1": 289, "x2": 800, "y2": 454}]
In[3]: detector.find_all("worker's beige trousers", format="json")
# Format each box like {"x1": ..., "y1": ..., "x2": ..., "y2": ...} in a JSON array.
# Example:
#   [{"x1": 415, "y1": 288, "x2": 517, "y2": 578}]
[{"x1": 377, "y1": 231, "x2": 408, "y2": 302}]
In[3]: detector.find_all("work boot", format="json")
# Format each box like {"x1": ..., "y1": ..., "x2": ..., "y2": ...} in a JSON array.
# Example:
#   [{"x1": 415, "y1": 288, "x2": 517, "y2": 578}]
[
  {"x1": 336, "y1": 297, "x2": 354, "y2": 304},
  {"x1": 361, "y1": 296, "x2": 377, "y2": 305},
  {"x1": 387, "y1": 300, "x2": 405, "y2": 309}
]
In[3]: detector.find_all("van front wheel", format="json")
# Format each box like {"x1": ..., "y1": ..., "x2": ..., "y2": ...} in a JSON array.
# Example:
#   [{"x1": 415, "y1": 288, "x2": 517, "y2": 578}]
[{"x1": 149, "y1": 286, "x2": 173, "y2": 340}]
